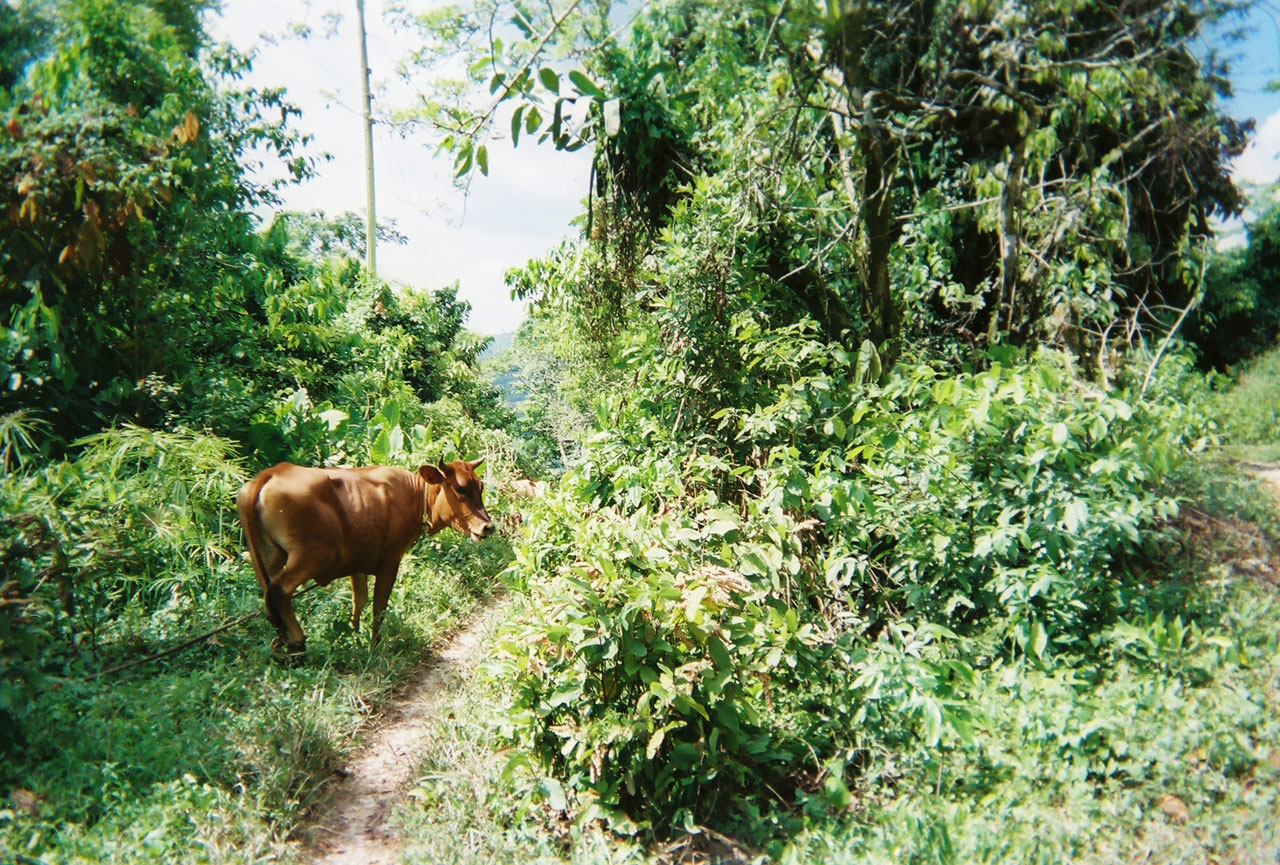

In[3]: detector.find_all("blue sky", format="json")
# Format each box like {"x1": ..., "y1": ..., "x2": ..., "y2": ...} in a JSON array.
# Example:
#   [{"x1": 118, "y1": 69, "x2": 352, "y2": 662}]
[{"x1": 212, "y1": 1, "x2": 1280, "y2": 335}]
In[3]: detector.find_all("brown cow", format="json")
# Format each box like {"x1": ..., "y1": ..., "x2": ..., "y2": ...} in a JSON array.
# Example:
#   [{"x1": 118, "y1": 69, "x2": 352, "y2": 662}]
[{"x1": 237, "y1": 459, "x2": 494, "y2": 654}]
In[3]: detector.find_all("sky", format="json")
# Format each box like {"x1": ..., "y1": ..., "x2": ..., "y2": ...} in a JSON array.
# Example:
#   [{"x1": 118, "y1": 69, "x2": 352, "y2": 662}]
[
  {"x1": 1211, "y1": 1, "x2": 1280, "y2": 187},
  {"x1": 208, "y1": 0, "x2": 594, "y2": 336},
  {"x1": 209, "y1": 1, "x2": 1280, "y2": 336}
]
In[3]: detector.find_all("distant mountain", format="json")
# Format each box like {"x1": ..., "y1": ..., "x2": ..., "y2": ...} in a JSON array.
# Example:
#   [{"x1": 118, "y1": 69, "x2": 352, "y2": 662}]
[
  {"x1": 478, "y1": 330, "x2": 516, "y2": 361},
  {"x1": 477, "y1": 330, "x2": 528, "y2": 404}
]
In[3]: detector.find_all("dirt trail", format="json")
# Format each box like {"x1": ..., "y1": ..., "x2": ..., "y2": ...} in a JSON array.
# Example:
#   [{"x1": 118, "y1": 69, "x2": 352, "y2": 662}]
[
  {"x1": 301, "y1": 595, "x2": 512, "y2": 865},
  {"x1": 1240, "y1": 460, "x2": 1280, "y2": 499}
]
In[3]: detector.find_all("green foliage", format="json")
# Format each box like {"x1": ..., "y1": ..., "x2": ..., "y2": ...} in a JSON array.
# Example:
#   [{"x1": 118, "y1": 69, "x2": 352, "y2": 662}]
[
  {"x1": 781, "y1": 579, "x2": 1280, "y2": 864},
  {"x1": 0, "y1": 427, "x2": 246, "y2": 713},
  {"x1": 0, "y1": 0, "x2": 311, "y2": 439},
  {"x1": 491, "y1": 343, "x2": 1222, "y2": 838},
  {"x1": 417, "y1": 0, "x2": 1245, "y2": 364},
  {"x1": 808, "y1": 351, "x2": 1213, "y2": 652},
  {"x1": 1190, "y1": 192, "x2": 1280, "y2": 369}
]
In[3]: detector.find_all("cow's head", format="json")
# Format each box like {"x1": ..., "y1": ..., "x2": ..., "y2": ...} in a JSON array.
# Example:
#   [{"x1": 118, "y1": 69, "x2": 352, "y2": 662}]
[{"x1": 419, "y1": 458, "x2": 495, "y2": 541}]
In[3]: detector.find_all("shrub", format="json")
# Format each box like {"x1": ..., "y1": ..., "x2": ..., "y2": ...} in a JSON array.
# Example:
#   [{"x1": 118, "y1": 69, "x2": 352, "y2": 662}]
[{"x1": 493, "y1": 346, "x2": 1219, "y2": 838}]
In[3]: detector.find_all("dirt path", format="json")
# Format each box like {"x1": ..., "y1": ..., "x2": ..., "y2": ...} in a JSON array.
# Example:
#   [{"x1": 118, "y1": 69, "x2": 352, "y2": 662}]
[
  {"x1": 301, "y1": 595, "x2": 512, "y2": 865},
  {"x1": 1240, "y1": 460, "x2": 1280, "y2": 499}
]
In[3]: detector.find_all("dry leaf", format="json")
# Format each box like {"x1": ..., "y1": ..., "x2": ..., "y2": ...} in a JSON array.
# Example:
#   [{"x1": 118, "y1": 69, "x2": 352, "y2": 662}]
[
  {"x1": 174, "y1": 111, "x2": 200, "y2": 145},
  {"x1": 11, "y1": 787, "x2": 42, "y2": 817}
]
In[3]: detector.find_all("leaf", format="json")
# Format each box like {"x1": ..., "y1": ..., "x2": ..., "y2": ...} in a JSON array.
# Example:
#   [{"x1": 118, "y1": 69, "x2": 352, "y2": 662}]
[
  {"x1": 539, "y1": 67, "x2": 560, "y2": 94},
  {"x1": 1159, "y1": 793, "x2": 1190, "y2": 822},
  {"x1": 540, "y1": 777, "x2": 567, "y2": 811},
  {"x1": 1063, "y1": 498, "x2": 1089, "y2": 532},
  {"x1": 1030, "y1": 619, "x2": 1048, "y2": 660},
  {"x1": 453, "y1": 141, "x2": 474, "y2": 177},
  {"x1": 550, "y1": 98, "x2": 564, "y2": 145},
  {"x1": 603, "y1": 98, "x2": 621, "y2": 137},
  {"x1": 477, "y1": 144, "x2": 489, "y2": 176},
  {"x1": 569, "y1": 69, "x2": 606, "y2": 98},
  {"x1": 1051, "y1": 422, "x2": 1068, "y2": 445},
  {"x1": 174, "y1": 111, "x2": 200, "y2": 145},
  {"x1": 708, "y1": 634, "x2": 732, "y2": 670},
  {"x1": 511, "y1": 105, "x2": 524, "y2": 145},
  {"x1": 646, "y1": 726, "x2": 666, "y2": 759},
  {"x1": 318, "y1": 409, "x2": 348, "y2": 430},
  {"x1": 370, "y1": 427, "x2": 391, "y2": 463}
]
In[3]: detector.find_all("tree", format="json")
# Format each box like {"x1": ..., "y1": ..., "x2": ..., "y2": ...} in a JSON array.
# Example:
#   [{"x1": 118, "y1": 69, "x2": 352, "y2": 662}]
[
  {"x1": 397, "y1": 0, "x2": 1247, "y2": 376},
  {"x1": 0, "y1": 0, "x2": 310, "y2": 441},
  {"x1": 1188, "y1": 189, "x2": 1280, "y2": 367}
]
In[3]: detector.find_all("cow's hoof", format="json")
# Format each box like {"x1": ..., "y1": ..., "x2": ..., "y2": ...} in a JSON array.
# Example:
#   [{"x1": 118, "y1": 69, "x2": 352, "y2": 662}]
[{"x1": 286, "y1": 641, "x2": 307, "y2": 658}]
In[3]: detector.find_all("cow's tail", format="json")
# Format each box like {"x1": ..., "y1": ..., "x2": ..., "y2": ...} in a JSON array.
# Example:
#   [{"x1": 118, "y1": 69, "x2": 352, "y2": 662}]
[{"x1": 237, "y1": 471, "x2": 274, "y2": 594}]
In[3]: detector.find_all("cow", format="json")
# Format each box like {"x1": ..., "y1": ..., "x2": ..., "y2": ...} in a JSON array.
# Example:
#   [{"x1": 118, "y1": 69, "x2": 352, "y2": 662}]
[{"x1": 237, "y1": 459, "x2": 494, "y2": 655}]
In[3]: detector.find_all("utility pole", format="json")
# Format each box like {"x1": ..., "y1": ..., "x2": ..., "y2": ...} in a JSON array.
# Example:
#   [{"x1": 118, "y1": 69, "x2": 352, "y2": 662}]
[{"x1": 356, "y1": 0, "x2": 376, "y2": 277}]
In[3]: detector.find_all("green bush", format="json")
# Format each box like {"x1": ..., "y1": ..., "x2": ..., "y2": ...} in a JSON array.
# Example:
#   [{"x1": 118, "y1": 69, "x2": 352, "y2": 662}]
[
  {"x1": 493, "y1": 345, "x2": 1219, "y2": 838},
  {"x1": 808, "y1": 350, "x2": 1210, "y2": 654}
]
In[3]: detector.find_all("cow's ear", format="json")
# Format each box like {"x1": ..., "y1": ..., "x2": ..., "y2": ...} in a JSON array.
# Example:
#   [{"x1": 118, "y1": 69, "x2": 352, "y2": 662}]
[
  {"x1": 419, "y1": 464, "x2": 446, "y2": 485},
  {"x1": 466, "y1": 457, "x2": 485, "y2": 473}
]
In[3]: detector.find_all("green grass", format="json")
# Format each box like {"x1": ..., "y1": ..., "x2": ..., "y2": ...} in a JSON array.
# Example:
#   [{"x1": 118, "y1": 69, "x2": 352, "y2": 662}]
[
  {"x1": 0, "y1": 529, "x2": 512, "y2": 864},
  {"x1": 1216, "y1": 345, "x2": 1280, "y2": 447},
  {"x1": 778, "y1": 577, "x2": 1280, "y2": 864}
]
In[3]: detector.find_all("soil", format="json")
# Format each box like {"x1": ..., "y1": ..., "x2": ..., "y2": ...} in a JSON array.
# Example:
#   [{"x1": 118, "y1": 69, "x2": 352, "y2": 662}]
[
  {"x1": 300, "y1": 595, "x2": 511, "y2": 865},
  {"x1": 1240, "y1": 460, "x2": 1280, "y2": 499}
]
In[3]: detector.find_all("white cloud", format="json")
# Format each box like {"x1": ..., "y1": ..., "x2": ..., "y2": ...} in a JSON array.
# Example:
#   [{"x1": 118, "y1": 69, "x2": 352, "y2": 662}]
[
  {"x1": 207, "y1": 0, "x2": 591, "y2": 335},
  {"x1": 1232, "y1": 108, "x2": 1280, "y2": 186}
]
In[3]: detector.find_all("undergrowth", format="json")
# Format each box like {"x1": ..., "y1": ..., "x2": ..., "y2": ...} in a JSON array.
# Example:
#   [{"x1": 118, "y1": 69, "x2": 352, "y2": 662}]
[
  {"x1": 408, "y1": 344, "x2": 1280, "y2": 863},
  {"x1": 384, "y1": 450, "x2": 1280, "y2": 865}
]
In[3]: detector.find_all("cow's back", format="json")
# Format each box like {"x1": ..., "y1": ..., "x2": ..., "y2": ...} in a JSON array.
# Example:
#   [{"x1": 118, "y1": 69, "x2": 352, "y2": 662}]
[{"x1": 249, "y1": 463, "x2": 425, "y2": 583}]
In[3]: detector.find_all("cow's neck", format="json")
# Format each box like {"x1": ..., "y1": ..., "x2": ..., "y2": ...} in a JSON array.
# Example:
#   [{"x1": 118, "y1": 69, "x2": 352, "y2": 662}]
[{"x1": 423, "y1": 480, "x2": 444, "y2": 535}]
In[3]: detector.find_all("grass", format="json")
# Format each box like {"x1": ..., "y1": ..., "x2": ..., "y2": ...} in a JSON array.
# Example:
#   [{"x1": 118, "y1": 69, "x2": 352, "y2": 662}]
[
  {"x1": 780, "y1": 577, "x2": 1280, "y2": 864},
  {"x1": 0, "y1": 525, "x2": 512, "y2": 864},
  {"x1": 1216, "y1": 346, "x2": 1280, "y2": 448}
]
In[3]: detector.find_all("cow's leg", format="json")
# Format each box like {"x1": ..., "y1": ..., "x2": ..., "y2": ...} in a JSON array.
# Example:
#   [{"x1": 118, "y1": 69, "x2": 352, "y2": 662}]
[
  {"x1": 369, "y1": 565, "x2": 400, "y2": 647},
  {"x1": 269, "y1": 555, "x2": 321, "y2": 655},
  {"x1": 263, "y1": 588, "x2": 286, "y2": 647},
  {"x1": 257, "y1": 544, "x2": 288, "y2": 648},
  {"x1": 350, "y1": 574, "x2": 368, "y2": 632}
]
